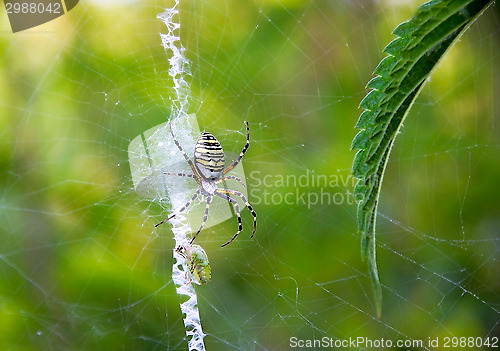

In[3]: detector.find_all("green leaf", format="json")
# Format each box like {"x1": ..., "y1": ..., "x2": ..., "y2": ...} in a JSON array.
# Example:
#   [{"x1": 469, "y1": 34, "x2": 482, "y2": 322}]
[{"x1": 350, "y1": 0, "x2": 494, "y2": 318}]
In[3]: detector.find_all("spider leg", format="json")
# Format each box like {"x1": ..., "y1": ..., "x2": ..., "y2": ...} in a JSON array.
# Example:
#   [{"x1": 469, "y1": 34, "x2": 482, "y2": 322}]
[
  {"x1": 163, "y1": 172, "x2": 195, "y2": 179},
  {"x1": 223, "y1": 121, "x2": 250, "y2": 175},
  {"x1": 216, "y1": 175, "x2": 246, "y2": 188},
  {"x1": 217, "y1": 189, "x2": 256, "y2": 238},
  {"x1": 215, "y1": 192, "x2": 242, "y2": 247},
  {"x1": 189, "y1": 195, "x2": 212, "y2": 245},
  {"x1": 155, "y1": 188, "x2": 201, "y2": 227},
  {"x1": 169, "y1": 122, "x2": 199, "y2": 177}
]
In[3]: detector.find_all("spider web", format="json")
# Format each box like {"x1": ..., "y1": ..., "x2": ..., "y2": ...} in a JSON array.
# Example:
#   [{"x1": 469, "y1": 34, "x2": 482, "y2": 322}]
[{"x1": 1, "y1": 0, "x2": 499, "y2": 350}]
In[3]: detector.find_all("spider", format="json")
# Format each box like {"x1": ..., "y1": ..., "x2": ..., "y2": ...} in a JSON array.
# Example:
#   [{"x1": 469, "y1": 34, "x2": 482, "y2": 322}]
[{"x1": 155, "y1": 121, "x2": 257, "y2": 247}]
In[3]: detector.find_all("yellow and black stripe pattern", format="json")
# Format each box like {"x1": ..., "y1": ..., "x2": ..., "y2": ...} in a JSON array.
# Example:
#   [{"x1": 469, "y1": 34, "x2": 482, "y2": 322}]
[{"x1": 194, "y1": 132, "x2": 226, "y2": 180}]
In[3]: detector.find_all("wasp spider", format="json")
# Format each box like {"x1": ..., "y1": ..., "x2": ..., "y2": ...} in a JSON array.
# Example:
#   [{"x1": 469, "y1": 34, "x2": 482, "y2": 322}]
[{"x1": 156, "y1": 121, "x2": 257, "y2": 247}]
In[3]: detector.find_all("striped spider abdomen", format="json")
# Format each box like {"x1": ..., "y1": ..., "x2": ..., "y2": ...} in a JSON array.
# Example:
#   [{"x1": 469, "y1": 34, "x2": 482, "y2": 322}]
[{"x1": 194, "y1": 132, "x2": 225, "y2": 181}]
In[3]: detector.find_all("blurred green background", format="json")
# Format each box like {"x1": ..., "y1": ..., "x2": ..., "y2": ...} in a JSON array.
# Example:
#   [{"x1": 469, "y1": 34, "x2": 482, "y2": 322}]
[{"x1": 1, "y1": 0, "x2": 499, "y2": 350}]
